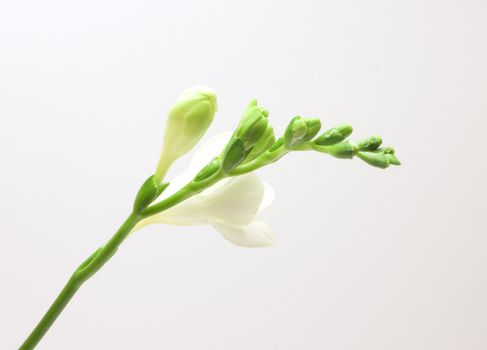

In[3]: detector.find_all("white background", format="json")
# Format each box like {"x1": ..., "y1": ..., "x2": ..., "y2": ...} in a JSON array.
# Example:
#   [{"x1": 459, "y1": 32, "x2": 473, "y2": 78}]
[{"x1": 1, "y1": 0, "x2": 486, "y2": 349}]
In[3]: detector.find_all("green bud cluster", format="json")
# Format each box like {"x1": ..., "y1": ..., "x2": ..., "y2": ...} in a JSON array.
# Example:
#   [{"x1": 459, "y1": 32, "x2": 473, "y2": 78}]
[
  {"x1": 168, "y1": 93, "x2": 402, "y2": 181},
  {"x1": 356, "y1": 143, "x2": 401, "y2": 169},
  {"x1": 221, "y1": 100, "x2": 275, "y2": 174}
]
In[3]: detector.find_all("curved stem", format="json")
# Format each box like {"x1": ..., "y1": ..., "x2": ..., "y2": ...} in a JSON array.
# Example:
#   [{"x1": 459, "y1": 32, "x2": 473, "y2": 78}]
[{"x1": 19, "y1": 213, "x2": 141, "y2": 350}]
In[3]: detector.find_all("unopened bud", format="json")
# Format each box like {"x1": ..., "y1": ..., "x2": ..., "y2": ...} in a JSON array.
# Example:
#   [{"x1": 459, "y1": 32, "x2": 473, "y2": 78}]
[
  {"x1": 357, "y1": 136, "x2": 382, "y2": 151},
  {"x1": 245, "y1": 125, "x2": 275, "y2": 162},
  {"x1": 384, "y1": 153, "x2": 401, "y2": 166},
  {"x1": 313, "y1": 124, "x2": 353, "y2": 146},
  {"x1": 155, "y1": 86, "x2": 217, "y2": 183},
  {"x1": 326, "y1": 140, "x2": 355, "y2": 159},
  {"x1": 284, "y1": 117, "x2": 321, "y2": 149},
  {"x1": 235, "y1": 101, "x2": 269, "y2": 150},
  {"x1": 357, "y1": 151, "x2": 390, "y2": 168}
]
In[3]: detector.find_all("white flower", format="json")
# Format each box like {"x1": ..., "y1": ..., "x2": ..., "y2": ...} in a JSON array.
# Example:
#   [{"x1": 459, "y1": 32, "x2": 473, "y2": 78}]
[{"x1": 135, "y1": 133, "x2": 275, "y2": 247}]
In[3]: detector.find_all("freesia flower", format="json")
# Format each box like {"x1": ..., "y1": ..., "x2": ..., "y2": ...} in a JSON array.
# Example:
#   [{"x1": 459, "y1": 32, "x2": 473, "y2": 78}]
[
  {"x1": 19, "y1": 85, "x2": 402, "y2": 349},
  {"x1": 135, "y1": 133, "x2": 276, "y2": 247}
]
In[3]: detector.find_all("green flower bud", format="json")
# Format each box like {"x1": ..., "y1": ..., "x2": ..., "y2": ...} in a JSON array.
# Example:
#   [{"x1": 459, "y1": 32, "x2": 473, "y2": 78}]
[
  {"x1": 245, "y1": 125, "x2": 275, "y2": 162},
  {"x1": 313, "y1": 124, "x2": 353, "y2": 146},
  {"x1": 155, "y1": 86, "x2": 218, "y2": 183},
  {"x1": 284, "y1": 117, "x2": 321, "y2": 149},
  {"x1": 326, "y1": 140, "x2": 356, "y2": 159},
  {"x1": 357, "y1": 136, "x2": 382, "y2": 151},
  {"x1": 235, "y1": 101, "x2": 269, "y2": 150},
  {"x1": 384, "y1": 153, "x2": 401, "y2": 166},
  {"x1": 357, "y1": 151, "x2": 390, "y2": 168}
]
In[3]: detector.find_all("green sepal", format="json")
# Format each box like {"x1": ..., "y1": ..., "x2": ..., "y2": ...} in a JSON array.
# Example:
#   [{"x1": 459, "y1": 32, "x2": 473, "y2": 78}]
[
  {"x1": 221, "y1": 138, "x2": 247, "y2": 174},
  {"x1": 357, "y1": 136, "x2": 383, "y2": 151},
  {"x1": 357, "y1": 151, "x2": 390, "y2": 169},
  {"x1": 313, "y1": 124, "x2": 353, "y2": 146},
  {"x1": 194, "y1": 157, "x2": 221, "y2": 182},
  {"x1": 133, "y1": 175, "x2": 168, "y2": 213},
  {"x1": 327, "y1": 140, "x2": 355, "y2": 159}
]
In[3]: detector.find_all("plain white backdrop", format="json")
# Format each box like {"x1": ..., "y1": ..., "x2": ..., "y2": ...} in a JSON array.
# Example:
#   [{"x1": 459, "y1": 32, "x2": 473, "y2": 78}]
[{"x1": 1, "y1": 0, "x2": 486, "y2": 349}]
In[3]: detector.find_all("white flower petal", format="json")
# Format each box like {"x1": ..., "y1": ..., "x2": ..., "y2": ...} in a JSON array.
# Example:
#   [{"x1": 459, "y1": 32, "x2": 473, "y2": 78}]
[
  {"x1": 210, "y1": 219, "x2": 275, "y2": 247},
  {"x1": 259, "y1": 180, "x2": 275, "y2": 212},
  {"x1": 145, "y1": 173, "x2": 265, "y2": 227},
  {"x1": 161, "y1": 132, "x2": 231, "y2": 198},
  {"x1": 188, "y1": 132, "x2": 231, "y2": 173},
  {"x1": 204, "y1": 173, "x2": 264, "y2": 225}
]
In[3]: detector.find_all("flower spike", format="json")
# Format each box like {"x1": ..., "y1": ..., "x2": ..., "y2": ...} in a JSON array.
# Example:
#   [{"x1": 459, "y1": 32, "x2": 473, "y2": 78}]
[{"x1": 19, "y1": 86, "x2": 401, "y2": 349}]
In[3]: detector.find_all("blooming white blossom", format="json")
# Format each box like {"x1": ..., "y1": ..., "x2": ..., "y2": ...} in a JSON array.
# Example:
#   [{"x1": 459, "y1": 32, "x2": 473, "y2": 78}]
[{"x1": 135, "y1": 133, "x2": 275, "y2": 247}]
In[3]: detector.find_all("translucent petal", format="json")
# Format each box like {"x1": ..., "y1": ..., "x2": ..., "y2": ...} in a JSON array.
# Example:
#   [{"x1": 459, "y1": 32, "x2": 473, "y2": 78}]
[
  {"x1": 259, "y1": 180, "x2": 275, "y2": 212},
  {"x1": 210, "y1": 219, "x2": 275, "y2": 247},
  {"x1": 204, "y1": 173, "x2": 264, "y2": 225},
  {"x1": 188, "y1": 132, "x2": 231, "y2": 172},
  {"x1": 161, "y1": 132, "x2": 231, "y2": 198},
  {"x1": 146, "y1": 173, "x2": 265, "y2": 227}
]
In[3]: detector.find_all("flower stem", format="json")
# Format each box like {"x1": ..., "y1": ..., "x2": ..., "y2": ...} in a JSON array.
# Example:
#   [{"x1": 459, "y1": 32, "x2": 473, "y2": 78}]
[{"x1": 19, "y1": 212, "x2": 141, "y2": 350}]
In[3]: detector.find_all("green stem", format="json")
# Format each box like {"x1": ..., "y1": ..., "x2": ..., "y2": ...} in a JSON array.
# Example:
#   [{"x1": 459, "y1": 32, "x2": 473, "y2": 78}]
[
  {"x1": 19, "y1": 146, "x2": 282, "y2": 349},
  {"x1": 19, "y1": 213, "x2": 141, "y2": 350}
]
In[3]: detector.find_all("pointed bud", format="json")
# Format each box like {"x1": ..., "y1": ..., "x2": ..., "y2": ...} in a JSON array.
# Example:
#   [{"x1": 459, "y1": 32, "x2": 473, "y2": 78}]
[
  {"x1": 384, "y1": 153, "x2": 401, "y2": 166},
  {"x1": 155, "y1": 86, "x2": 217, "y2": 183},
  {"x1": 245, "y1": 125, "x2": 275, "y2": 162},
  {"x1": 326, "y1": 140, "x2": 356, "y2": 159},
  {"x1": 234, "y1": 101, "x2": 269, "y2": 150},
  {"x1": 357, "y1": 136, "x2": 382, "y2": 151},
  {"x1": 284, "y1": 117, "x2": 322, "y2": 149},
  {"x1": 313, "y1": 124, "x2": 353, "y2": 146},
  {"x1": 357, "y1": 151, "x2": 390, "y2": 168}
]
